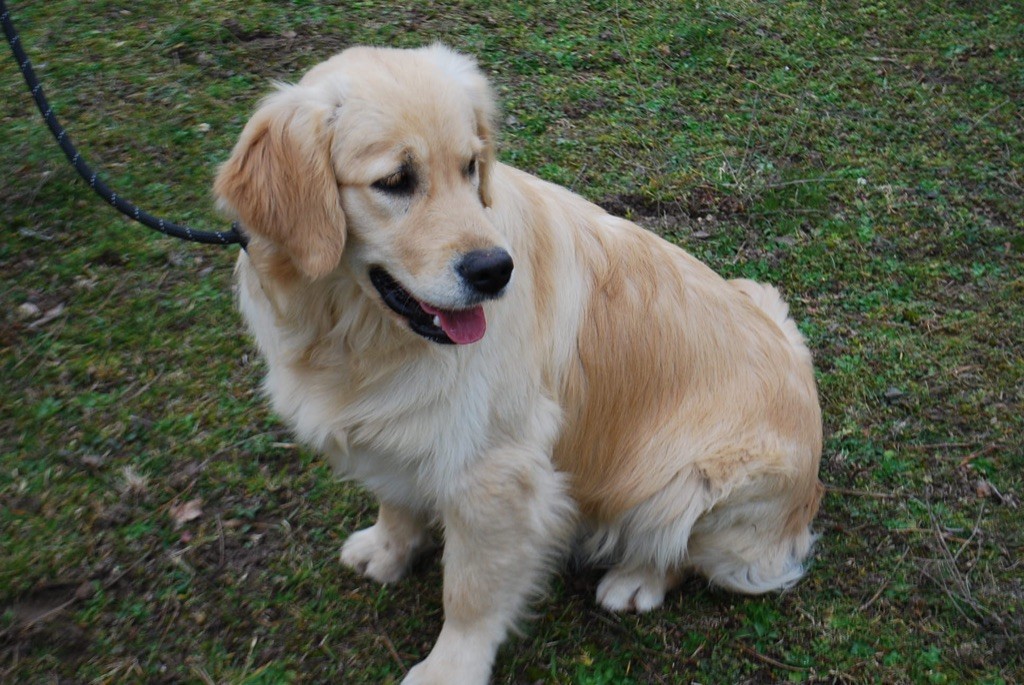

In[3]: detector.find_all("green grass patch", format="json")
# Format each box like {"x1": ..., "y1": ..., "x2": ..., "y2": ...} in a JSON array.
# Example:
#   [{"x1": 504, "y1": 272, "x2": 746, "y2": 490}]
[{"x1": 2, "y1": 0, "x2": 1022, "y2": 682}]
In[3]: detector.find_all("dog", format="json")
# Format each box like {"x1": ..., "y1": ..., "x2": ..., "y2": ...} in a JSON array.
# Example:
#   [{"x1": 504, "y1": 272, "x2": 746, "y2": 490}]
[{"x1": 214, "y1": 44, "x2": 823, "y2": 685}]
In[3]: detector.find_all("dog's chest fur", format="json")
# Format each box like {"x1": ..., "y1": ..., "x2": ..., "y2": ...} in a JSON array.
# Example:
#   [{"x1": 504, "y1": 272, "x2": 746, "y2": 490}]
[{"x1": 235, "y1": 253, "x2": 559, "y2": 512}]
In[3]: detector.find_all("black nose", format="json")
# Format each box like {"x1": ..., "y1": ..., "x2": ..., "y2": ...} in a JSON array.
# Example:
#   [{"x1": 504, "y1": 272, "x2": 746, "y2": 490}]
[{"x1": 457, "y1": 248, "x2": 514, "y2": 296}]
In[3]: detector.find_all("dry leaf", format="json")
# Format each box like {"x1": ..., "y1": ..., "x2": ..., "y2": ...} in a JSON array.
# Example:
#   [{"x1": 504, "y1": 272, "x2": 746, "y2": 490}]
[
  {"x1": 170, "y1": 498, "x2": 204, "y2": 528},
  {"x1": 27, "y1": 303, "x2": 65, "y2": 329},
  {"x1": 975, "y1": 479, "x2": 994, "y2": 499},
  {"x1": 17, "y1": 302, "x2": 41, "y2": 319}
]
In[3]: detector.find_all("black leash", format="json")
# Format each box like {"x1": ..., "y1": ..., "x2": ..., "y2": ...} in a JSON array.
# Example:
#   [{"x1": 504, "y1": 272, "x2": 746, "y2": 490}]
[{"x1": 2, "y1": 0, "x2": 247, "y2": 248}]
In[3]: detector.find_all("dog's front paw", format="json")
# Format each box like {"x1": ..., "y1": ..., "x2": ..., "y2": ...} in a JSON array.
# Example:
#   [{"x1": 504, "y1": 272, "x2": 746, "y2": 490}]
[
  {"x1": 401, "y1": 651, "x2": 491, "y2": 685},
  {"x1": 596, "y1": 566, "x2": 669, "y2": 613},
  {"x1": 400, "y1": 660, "x2": 439, "y2": 685},
  {"x1": 340, "y1": 523, "x2": 422, "y2": 584}
]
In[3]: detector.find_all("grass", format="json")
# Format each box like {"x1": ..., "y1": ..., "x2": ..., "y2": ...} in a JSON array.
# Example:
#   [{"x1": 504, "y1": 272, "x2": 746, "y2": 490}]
[{"x1": 1, "y1": 0, "x2": 1022, "y2": 682}]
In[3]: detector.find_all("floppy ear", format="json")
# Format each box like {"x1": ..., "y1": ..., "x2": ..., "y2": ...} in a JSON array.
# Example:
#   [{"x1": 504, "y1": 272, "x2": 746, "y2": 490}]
[
  {"x1": 424, "y1": 44, "x2": 498, "y2": 207},
  {"x1": 475, "y1": 100, "x2": 497, "y2": 208},
  {"x1": 215, "y1": 86, "x2": 345, "y2": 280}
]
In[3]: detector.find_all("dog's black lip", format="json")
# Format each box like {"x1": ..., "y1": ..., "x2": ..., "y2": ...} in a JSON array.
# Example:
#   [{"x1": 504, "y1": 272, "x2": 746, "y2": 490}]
[{"x1": 369, "y1": 267, "x2": 455, "y2": 345}]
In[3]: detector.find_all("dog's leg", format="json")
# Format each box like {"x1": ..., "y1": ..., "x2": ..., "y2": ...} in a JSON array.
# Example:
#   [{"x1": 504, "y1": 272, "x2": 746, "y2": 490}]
[
  {"x1": 591, "y1": 470, "x2": 710, "y2": 613},
  {"x1": 402, "y1": 450, "x2": 574, "y2": 685},
  {"x1": 596, "y1": 564, "x2": 681, "y2": 613},
  {"x1": 340, "y1": 502, "x2": 429, "y2": 584}
]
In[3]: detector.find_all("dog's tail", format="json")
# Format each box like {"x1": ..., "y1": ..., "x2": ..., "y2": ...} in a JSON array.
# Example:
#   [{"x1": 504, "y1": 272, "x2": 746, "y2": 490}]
[{"x1": 730, "y1": 279, "x2": 812, "y2": 364}]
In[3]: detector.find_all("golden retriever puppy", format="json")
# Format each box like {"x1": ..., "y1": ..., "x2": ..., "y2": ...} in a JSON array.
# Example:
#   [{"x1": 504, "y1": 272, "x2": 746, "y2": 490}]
[{"x1": 215, "y1": 44, "x2": 823, "y2": 685}]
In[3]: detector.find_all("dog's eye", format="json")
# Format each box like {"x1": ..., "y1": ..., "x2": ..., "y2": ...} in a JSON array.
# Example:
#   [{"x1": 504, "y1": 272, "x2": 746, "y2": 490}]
[
  {"x1": 464, "y1": 158, "x2": 477, "y2": 178},
  {"x1": 372, "y1": 168, "x2": 415, "y2": 195}
]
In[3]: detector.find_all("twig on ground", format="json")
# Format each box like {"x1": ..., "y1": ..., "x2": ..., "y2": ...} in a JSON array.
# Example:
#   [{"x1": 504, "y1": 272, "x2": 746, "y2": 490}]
[
  {"x1": 216, "y1": 514, "x2": 227, "y2": 571},
  {"x1": 241, "y1": 637, "x2": 259, "y2": 680},
  {"x1": 378, "y1": 633, "x2": 406, "y2": 675},
  {"x1": 903, "y1": 441, "x2": 978, "y2": 452},
  {"x1": 919, "y1": 501, "x2": 1004, "y2": 629},
  {"x1": 858, "y1": 580, "x2": 889, "y2": 612},
  {"x1": 827, "y1": 486, "x2": 896, "y2": 499},
  {"x1": 738, "y1": 643, "x2": 809, "y2": 672},
  {"x1": 890, "y1": 527, "x2": 971, "y2": 544},
  {"x1": 187, "y1": 660, "x2": 216, "y2": 685},
  {"x1": 858, "y1": 548, "x2": 911, "y2": 612},
  {"x1": 966, "y1": 98, "x2": 1011, "y2": 134},
  {"x1": 958, "y1": 444, "x2": 998, "y2": 468}
]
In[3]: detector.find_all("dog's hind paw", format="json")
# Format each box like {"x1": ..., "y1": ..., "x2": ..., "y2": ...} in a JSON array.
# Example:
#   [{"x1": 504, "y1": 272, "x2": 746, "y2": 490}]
[
  {"x1": 340, "y1": 523, "x2": 424, "y2": 584},
  {"x1": 596, "y1": 565, "x2": 672, "y2": 613}
]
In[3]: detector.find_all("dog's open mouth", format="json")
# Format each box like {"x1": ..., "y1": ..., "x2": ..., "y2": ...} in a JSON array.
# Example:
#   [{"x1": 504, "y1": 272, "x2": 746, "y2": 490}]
[{"x1": 369, "y1": 267, "x2": 486, "y2": 345}]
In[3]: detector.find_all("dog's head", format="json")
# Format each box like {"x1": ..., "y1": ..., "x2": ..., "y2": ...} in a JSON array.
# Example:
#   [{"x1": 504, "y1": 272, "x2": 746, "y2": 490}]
[{"x1": 215, "y1": 45, "x2": 510, "y2": 345}]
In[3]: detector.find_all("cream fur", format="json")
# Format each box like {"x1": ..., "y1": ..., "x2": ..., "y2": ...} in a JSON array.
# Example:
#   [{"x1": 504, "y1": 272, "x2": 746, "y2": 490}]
[{"x1": 215, "y1": 44, "x2": 823, "y2": 685}]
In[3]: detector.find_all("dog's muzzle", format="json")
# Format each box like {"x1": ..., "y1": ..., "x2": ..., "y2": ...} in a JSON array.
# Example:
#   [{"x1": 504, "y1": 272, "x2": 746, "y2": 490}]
[{"x1": 370, "y1": 263, "x2": 511, "y2": 345}]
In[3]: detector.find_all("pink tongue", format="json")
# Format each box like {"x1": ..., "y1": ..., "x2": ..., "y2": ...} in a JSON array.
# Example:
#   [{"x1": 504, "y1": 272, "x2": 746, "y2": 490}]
[{"x1": 420, "y1": 303, "x2": 487, "y2": 344}]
